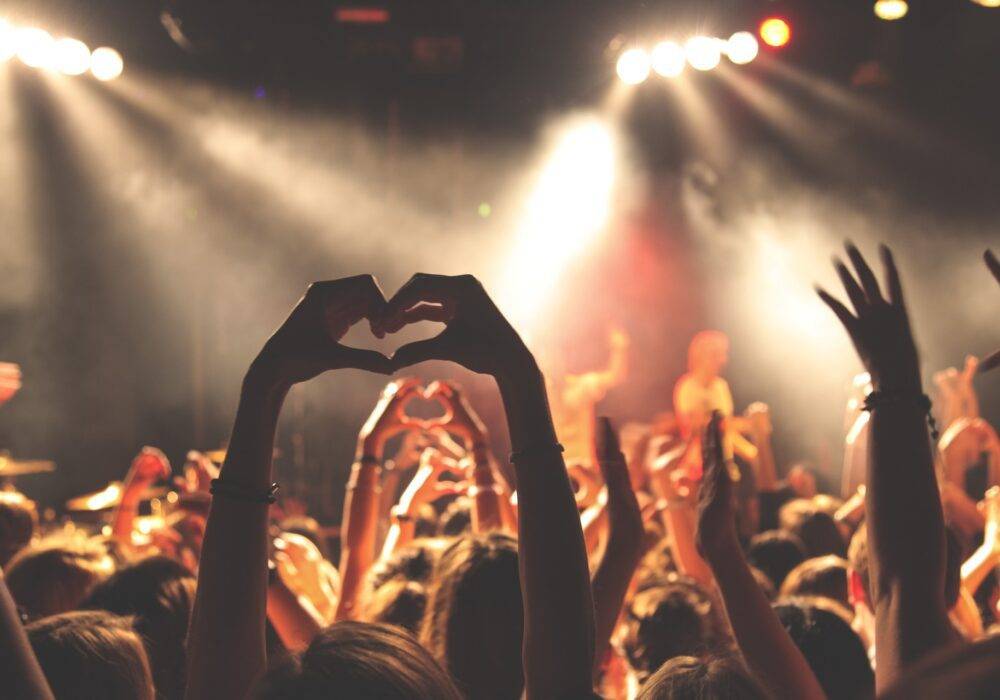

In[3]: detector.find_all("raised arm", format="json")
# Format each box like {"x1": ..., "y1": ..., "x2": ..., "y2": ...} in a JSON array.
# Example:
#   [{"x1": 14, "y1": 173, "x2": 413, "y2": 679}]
[
  {"x1": 384, "y1": 273, "x2": 595, "y2": 699},
  {"x1": 111, "y1": 447, "x2": 171, "y2": 545},
  {"x1": 696, "y1": 413, "x2": 826, "y2": 700},
  {"x1": 817, "y1": 243, "x2": 954, "y2": 690},
  {"x1": 185, "y1": 275, "x2": 392, "y2": 700},
  {"x1": 0, "y1": 572, "x2": 54, "y2": 700},
  {"x1": 590, "y1": 416, "x2": 644, "y2": 679}
]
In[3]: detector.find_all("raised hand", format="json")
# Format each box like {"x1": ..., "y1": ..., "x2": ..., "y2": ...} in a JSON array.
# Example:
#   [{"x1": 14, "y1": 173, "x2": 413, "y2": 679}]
[
  {"x1": 695, "y1": 413, "x2": 737, "y2": 558},
  {"x1": 0, "y1": 362, "x2": 21, "y2": 407},
  {"x1": 376, "y1": 273, "x2": 531, "y2": 376},
  {"x1": 816, "y1": 243, "x2": 920, "y2": 392},
  {"x1": 252, "y1": 275, "x2": 392, "y2": 385},
  {"x1": 357, "y1": 378, "x2": 425, "y2": 457},
  {"x1": 127, "y1": 446, "x2": 171, "y2": 488},
  {"x1": 396, "y1": 448, "x2": 467, "y2": 515},
  {"x1": 426, "y1": 380, "x2": 489, "y2": 447}
]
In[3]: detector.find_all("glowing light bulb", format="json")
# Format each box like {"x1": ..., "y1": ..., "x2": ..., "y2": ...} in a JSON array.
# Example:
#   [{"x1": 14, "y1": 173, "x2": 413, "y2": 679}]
[
  {"x1": 726, "y1": 31, "x2": 759, "y2": 65},
  {"x1": 616, "y1": 47, "x2": 650, "y2": 85},
  {"x1": 54, "y1": 38, "x2": 90, "y2": 75},
  {"x1": 0, "y1": 20, "x2": 16, "y2": 62},
  {"x1": 874, "y1": 0, "x2": 909, "y2": 20},
  {"x1": 685, "y1": 36, "x2": 721, "y2": 72},
  {"x1": 16, "y1": 27, "x2": 56, "y2": 69},
  {"x1": 651, "y1": 40, "x2": 685, "y2": 77},
  {"x1": 759, "y1": 18, "x2": 791, "y2": 48},
  {"x1": 90, "y1": 46, "x2": 123, "y2": 81}
]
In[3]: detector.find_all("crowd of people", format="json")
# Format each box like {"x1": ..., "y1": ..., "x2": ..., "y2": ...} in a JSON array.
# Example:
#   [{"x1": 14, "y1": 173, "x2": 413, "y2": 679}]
[{"x1": 0, "y1": 245, "x2": 998, "y2": 699}]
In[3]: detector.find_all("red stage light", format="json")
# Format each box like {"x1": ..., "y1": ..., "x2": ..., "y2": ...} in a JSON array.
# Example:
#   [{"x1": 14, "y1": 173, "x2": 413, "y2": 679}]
[
  {"x1": 759, "y1": 17, "x2": 791, "y2": 48},
  {"x1": 334, "y1": 7, "x2": 391, "y2": 24}
]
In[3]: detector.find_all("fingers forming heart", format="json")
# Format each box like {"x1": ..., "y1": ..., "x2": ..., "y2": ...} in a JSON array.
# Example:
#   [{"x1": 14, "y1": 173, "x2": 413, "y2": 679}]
[{"x1": 395, "y1": 384, "x2": 454, "y2": 431}]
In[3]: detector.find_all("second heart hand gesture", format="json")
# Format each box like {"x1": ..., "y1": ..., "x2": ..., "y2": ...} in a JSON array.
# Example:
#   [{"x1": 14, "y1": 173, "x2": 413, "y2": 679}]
[
  {"x1": 252, "y1": 275, "x2": 393, "y2": 386},
  {"x1": 425, "y1": 380, "x2": 489, "y2": 448},
  {"x1": 357, "y1": 378, "x2": 425, "y2": 458},
  {"x1": 375, "y1": 273, "x2": 531, "y2": 377}
]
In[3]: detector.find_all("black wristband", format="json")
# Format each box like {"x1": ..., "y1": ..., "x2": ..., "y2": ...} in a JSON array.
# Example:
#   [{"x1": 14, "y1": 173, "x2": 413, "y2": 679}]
[
  {"x1": 210, "y1": 478, "x2": 279, "y2": 504},
  {"x1": 862, "y1": 391, "x2": 940, "y2": 441},
  {"x1": 509, "y1": 442, "x2": 565, "y2": 464}
]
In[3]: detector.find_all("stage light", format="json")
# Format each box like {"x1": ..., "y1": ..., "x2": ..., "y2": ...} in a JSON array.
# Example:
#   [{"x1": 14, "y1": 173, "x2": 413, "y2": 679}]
[
  {"x1": 616, "y1": 47, "x2": 650, "y2": 85},
  {"x1": 874, "y1": 0, "x2": 909, "y2": 20},
  {"x1": 972, "y1": 0, "x2": 1000, "y2": 6},
  {"x1": 759, "y1": 18, "x2": 791, "y2": 48},
  {"x1": 651, "y1": 40, "x2": 685, "y2": 77},
  {"x1": 15, "y1": 27, "x2": 56, "y2": 69},
  {"x1": 54, "y1": 38, "x2": 91, "y2": 76},
  {"x1": 726, "y1": 31, "x2": 759, "y2": 65},
  {"x1": 685, "y1": 36, "x2": 721, "y2": 72},
  {"x1": 0, "y1": 20, "x2": 16, "y2": 62},
  {"x1": 91, "y1": 47, "x2": 123, "y2": 81}
]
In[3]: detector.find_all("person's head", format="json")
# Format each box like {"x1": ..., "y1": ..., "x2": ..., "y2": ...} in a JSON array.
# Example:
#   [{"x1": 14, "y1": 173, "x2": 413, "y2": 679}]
[
  {"x1": 780, "y1": 555, "x2": 850, "y2": 610},
  {"x1": 747, "y1": 530, "x2": 807, "y2": 590},
  {"x1": 6, "y1": 537, "x2": 114, "y2": 619},
  {"x1": 0, "y1": 490, "x2": 38, "y2": 568},
  {"x1": 438, "y1": 497, "x2": 472, "y2": 537},
  {"x1": 82, "y1": 555, "x2": 196, "y2": 700},
  {"x1": 621, "y1": 576, "x2": 720, "y2": 684},
  {"x1": 687, "y1": 331, "x2": 729, "y2": 376},
  {"x1": 254, "y1": 621, "x2": 461, "y2": 699},
  {"x1": 787, "y1": 464, "x2": 818, "y2": 499},
  {"x1": 636, "y1": 655, "x2": 770, "y2": 700},
  {"x1": 779, "y1": 499, "x2": 846, "y2": 558},
  {"x1": 364, "y1": 538, "x2": 447, "y2": 599},
  {"x1": 774, "y1": 597, "x2": 874, "y2": 699},
  {"x1": 27, "y1": 610, "x2": 155, "y2": 700},
  {"x1": 364, "y1": 579, "x2": 427, "y2": 634},
  {"x1": 420, "y1": 532, "x2": 523, "y2": 700}
]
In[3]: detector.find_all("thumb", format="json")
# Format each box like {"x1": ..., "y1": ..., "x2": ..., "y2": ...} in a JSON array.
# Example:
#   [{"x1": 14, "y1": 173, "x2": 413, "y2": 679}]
[
  {"x1": 392, "y1": 336, "x2": 449, "y2": 370},
  {"x1": 335, "y1": 345, "x2": 393, "y2": 375}
]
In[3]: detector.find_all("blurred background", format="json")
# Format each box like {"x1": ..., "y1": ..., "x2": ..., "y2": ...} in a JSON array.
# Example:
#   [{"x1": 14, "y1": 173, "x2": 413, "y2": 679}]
[{"x1": 0, "y1": 0, "x2": 997, "y2": 515}]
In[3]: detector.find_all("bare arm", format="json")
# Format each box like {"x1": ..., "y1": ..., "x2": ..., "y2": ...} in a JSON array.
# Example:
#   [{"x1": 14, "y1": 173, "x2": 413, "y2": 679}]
[
  {"x1": 818, "y1": 244, "x2": 954, "y2": 691},
  {"x1": 0, "y1": 573, "x2": 54, "y2": 700},
  {"x1": 697, "y1": 414, "x2": 826, "y2": 700},
  {"x1": 386, "y1": 273, "x2": 595, "y2": 699},
  {"x1": 111, "y1": 447, "x2": 171, "y2": 544},
  {"x1": 186, "y1": 276, "x2": 392, "y2": 700}
]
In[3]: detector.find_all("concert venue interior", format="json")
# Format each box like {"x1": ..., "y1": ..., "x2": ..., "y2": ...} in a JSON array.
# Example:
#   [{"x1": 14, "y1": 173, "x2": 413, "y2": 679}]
[{"x1": 0, "y1": 2, "x2": 998, "y2": 699}]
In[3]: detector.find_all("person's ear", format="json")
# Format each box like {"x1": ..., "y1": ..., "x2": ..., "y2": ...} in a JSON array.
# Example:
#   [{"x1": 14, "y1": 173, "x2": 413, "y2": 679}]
[{"x1": 848, "y1": 568, "x2": 867, "y2": 607}]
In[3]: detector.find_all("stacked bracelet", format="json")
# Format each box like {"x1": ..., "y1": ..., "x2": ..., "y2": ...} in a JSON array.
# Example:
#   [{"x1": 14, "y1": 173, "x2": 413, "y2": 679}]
[
  {"x1": 509, "y1": 442, "x2": 565, "y2": 464},
  {"x1": 862, "y1": 390, "x2": 940, "y2": 441},
  {"x1": 210, "y1": 478, "x2": 279, "y2": 504}
]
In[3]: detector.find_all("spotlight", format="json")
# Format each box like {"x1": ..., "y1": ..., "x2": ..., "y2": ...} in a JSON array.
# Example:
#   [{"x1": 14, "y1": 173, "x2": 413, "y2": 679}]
[
  {"x1": 874, "y1": 0, "x2": 909, "y2": 20},
  {"x1": 726, "y1": 31, "x2": 759, "y2": 65},
  {"x1": 90, "y1": 47, "x2": 123, "y2": 81},
  {"x1": 759, "y1": 17, "x2": 791, "y2": 48},
  {"x1": 54, "y1": 38, "x2": 91, "y2": 76},
  {"x1": 0, "y1": 19, "x2": 16, "y2": 62},
  {"x1": 616, "y1": 47, "x2": 650, "y2": 85},
  {"x1": 651, "y1": 40, "x2": 685, "y2": 77},
  {"x1": 685, "y1": 36, "x2": 721, "y2": 72},
  {"x1": 15, "y1": 27, "x2": 56, "y2": 69},
  {"x1": 972, "y1": 0, "x2": 1000, "y2": 6}
]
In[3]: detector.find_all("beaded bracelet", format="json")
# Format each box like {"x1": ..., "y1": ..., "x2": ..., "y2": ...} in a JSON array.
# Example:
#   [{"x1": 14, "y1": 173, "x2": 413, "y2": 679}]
[
  {"x1": 210, "y1": 478, "x2": 279, "y2": 504},
  {"x1": 509, "y1": 442, "x2": 565, "y2": 464},
  {"x1": 862, "y1": 390, "x2": 940, "y2": 442}
]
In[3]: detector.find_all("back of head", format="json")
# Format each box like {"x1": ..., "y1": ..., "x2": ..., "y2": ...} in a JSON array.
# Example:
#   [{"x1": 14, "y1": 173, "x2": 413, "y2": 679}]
[
  {"x1": 747, "y1": 530, "x2": 807, "y2": 590},
  {"x1": 255, "y1": 620, "x2": 461, "y2": 700},
  {"x1": 0, "y1": 490, "x2": 38, "y2": 568},
  {"x1": 780, "y1": 555, "x2": 850, "y2": 609},
  {"x1": 774, "y1": 597, "x2": 874, "y2": 699},
  {"x1": 27, "y1": 610, "x2": 154, "y2": 700},
  {"x1": 622, "y1": 576, "x2": 719, "y2": 683},
  {"x1": 82, "y1": 555, "x2": 196, "y2": 700},
  {"x1": 420, "y1": 532, "x2": 523, "y2": 700},
  {"x1": 438, "y1": 496, "x2": 472, "y2": 537},
  {"x1": 6, "y1": 537, "x2": 114, "y2": 619},
  {"x1": 636, "y1": 655, "x2": 769, "y2": 700},
  {"x1": 778, "y1": 499, "x2": 846, "y2": 558},
  {"x1": 365, "y1": 579, "x2": 427, "y2": 634}
]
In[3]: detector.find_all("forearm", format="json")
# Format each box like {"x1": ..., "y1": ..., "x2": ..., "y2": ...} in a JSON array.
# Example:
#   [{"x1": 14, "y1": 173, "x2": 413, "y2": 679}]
[
  {"x1": 0, "y1": 575, "x2": 54, "y2": 700},
  {"x1": 469, "y1": 446, "x2": 504, "y2": 533},
  {"x1": 110, "y1": 492, "x2": 142, "y2": 544},
  {"x1": 186, "y1": 373, "x2": 287, "y2": 700},
  {"x1": 961, "y1": 545, "x2": 999, "y2": 594},
  {"x1": 335, "y1": 459, "x2": 382, "y2": 621},
  {"x1": 659, "y1": 505, "x2": 714, "y2": 588},
  {"x1": 590, "y1": 507, "x2": 643, "y2": 680},
  {"x1": 706, "y1": 543, "x2": 825, "y2": 700},
  {"x1": 266, "y1": 580, "x2": 324, "y2": 652},
  {"x1": 581, "y1": 500, "x2": 608, "y2": 560},
  {"x1": 497, "y1": 359, "x2": 595, "y2": 699}
]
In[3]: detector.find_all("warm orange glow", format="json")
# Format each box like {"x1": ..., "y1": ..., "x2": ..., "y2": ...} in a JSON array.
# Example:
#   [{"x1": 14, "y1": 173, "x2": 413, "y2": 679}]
[{"x1": 759, "y1": 18, "x2": 791, "y2": 48}]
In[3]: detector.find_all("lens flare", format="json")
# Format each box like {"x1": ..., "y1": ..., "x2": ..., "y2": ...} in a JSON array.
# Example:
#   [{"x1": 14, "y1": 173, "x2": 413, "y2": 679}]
[
  {"x1": 759, "y1": 18, "x2": 791, "y2": 48},
  {"x1": 874, "y1": 0, "x2": 909, "y2": 20},
  {"x1": 91, "y1": 46, "x2": 124, "y2": 81},
  {"x1": 0, "y1": 20, "x2": 16, "y2": 62},
  {"x1": 616, "y1": 48, "x2": 651, "y2": 85},
  {"x1": 16, "y1": 27, "x2": 56, "y2": 69},
  {"x1": 54, "y1": 38, "x2": 91, "y2": 76},
  {"x1": 726, "y1": 31, "x2": 759, "y2": 65},
  {"x1": 651, "y1": 41, "x2": 685, "y2": 78},
  {"x1": 685, "y1": 36, "x2": 722, "y2": 72}
]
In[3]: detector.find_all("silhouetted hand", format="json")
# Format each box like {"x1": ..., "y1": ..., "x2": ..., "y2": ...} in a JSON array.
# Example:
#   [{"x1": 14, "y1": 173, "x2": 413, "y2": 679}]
[
  {"x1": 816, "y1": 243, "x2": 920, "y2": 392},
  {"x1": 695, "y1": 413, "x2": 737, "y2": 558},
  {"x1": 376, "y1": 273, "x2": 531, "y2": 376},
  {"x1": 252, "y1": 275, "x2": 392, "y2": 385},
  {"x1": 595, "y1": 416, "x2": 642, "y2": 537},
  {"x1": 426, "y1": 380, "x2": 489, "y2": 446}
]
